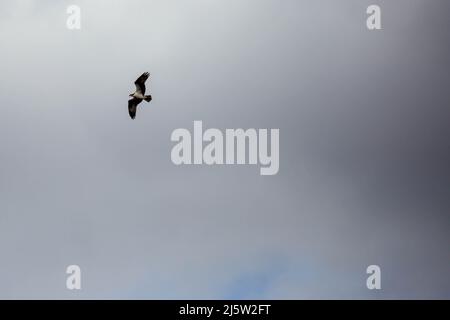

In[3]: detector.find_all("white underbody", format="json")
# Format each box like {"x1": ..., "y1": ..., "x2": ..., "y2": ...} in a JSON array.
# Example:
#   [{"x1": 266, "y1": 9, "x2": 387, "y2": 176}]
[{"x1": 131, "y1": 91, "x2": 145, "y2": 99}]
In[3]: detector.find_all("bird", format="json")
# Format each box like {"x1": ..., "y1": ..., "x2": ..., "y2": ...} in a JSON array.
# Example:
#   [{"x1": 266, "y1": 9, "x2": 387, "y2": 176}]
[{"x1": 128, "y1": 72, "x2": 152, "y2": 119}]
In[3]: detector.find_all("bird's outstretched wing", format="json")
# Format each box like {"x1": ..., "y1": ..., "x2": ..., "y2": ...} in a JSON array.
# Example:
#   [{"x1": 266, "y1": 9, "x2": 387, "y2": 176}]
[
  {"x1": 128, "y1": 98, "x2": 142, "y2": 119},
  {"x1": 134, "y1": 72, "x2": 150, "y2": 95}
]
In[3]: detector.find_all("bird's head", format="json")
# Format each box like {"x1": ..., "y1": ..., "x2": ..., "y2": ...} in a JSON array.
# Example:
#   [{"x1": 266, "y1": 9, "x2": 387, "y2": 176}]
[{"x1": 129, "y1": 93, "x2": 134, "y2": 97}]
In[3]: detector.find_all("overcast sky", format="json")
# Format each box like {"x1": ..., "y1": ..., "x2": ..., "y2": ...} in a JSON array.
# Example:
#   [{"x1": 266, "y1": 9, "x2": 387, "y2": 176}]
[{"x1": 0, "y1": 0, "x2": 449, "y2": 299}]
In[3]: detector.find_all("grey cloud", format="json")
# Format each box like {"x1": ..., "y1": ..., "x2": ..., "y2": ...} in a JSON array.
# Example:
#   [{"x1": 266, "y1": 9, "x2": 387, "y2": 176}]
[{"x1": 0, "y1": 0, "x2": 449, "y2": 299}]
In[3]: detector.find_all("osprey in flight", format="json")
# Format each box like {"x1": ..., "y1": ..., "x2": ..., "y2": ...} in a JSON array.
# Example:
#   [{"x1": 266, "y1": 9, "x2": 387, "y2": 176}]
[{"x1": 128, "y1": 72, "x2": 152, "y2": 119}]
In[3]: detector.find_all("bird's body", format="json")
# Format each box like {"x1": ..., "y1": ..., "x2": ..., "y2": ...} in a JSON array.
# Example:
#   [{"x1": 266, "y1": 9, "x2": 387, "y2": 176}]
[
  {"x1": 128, "y1": 72, "x2": 152, "y2": 119},
  {"x1": 130, "y1": 92, "x2": 146, "y2": 99}
]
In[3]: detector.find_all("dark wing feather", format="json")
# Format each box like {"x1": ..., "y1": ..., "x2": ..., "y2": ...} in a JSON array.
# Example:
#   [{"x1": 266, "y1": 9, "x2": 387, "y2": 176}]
[
  {"x1": 134, "y1": 72, "x2": 150, "y2": 95},
  {"x1": 128, "y1": 98, "x2": 142, "y2": 119}
]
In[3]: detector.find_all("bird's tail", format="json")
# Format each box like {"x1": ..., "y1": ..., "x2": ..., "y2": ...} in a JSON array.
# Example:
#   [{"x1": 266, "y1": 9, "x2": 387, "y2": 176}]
[{"x1": 144, "y1": 95, "x2": 152, "y2": 102}]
